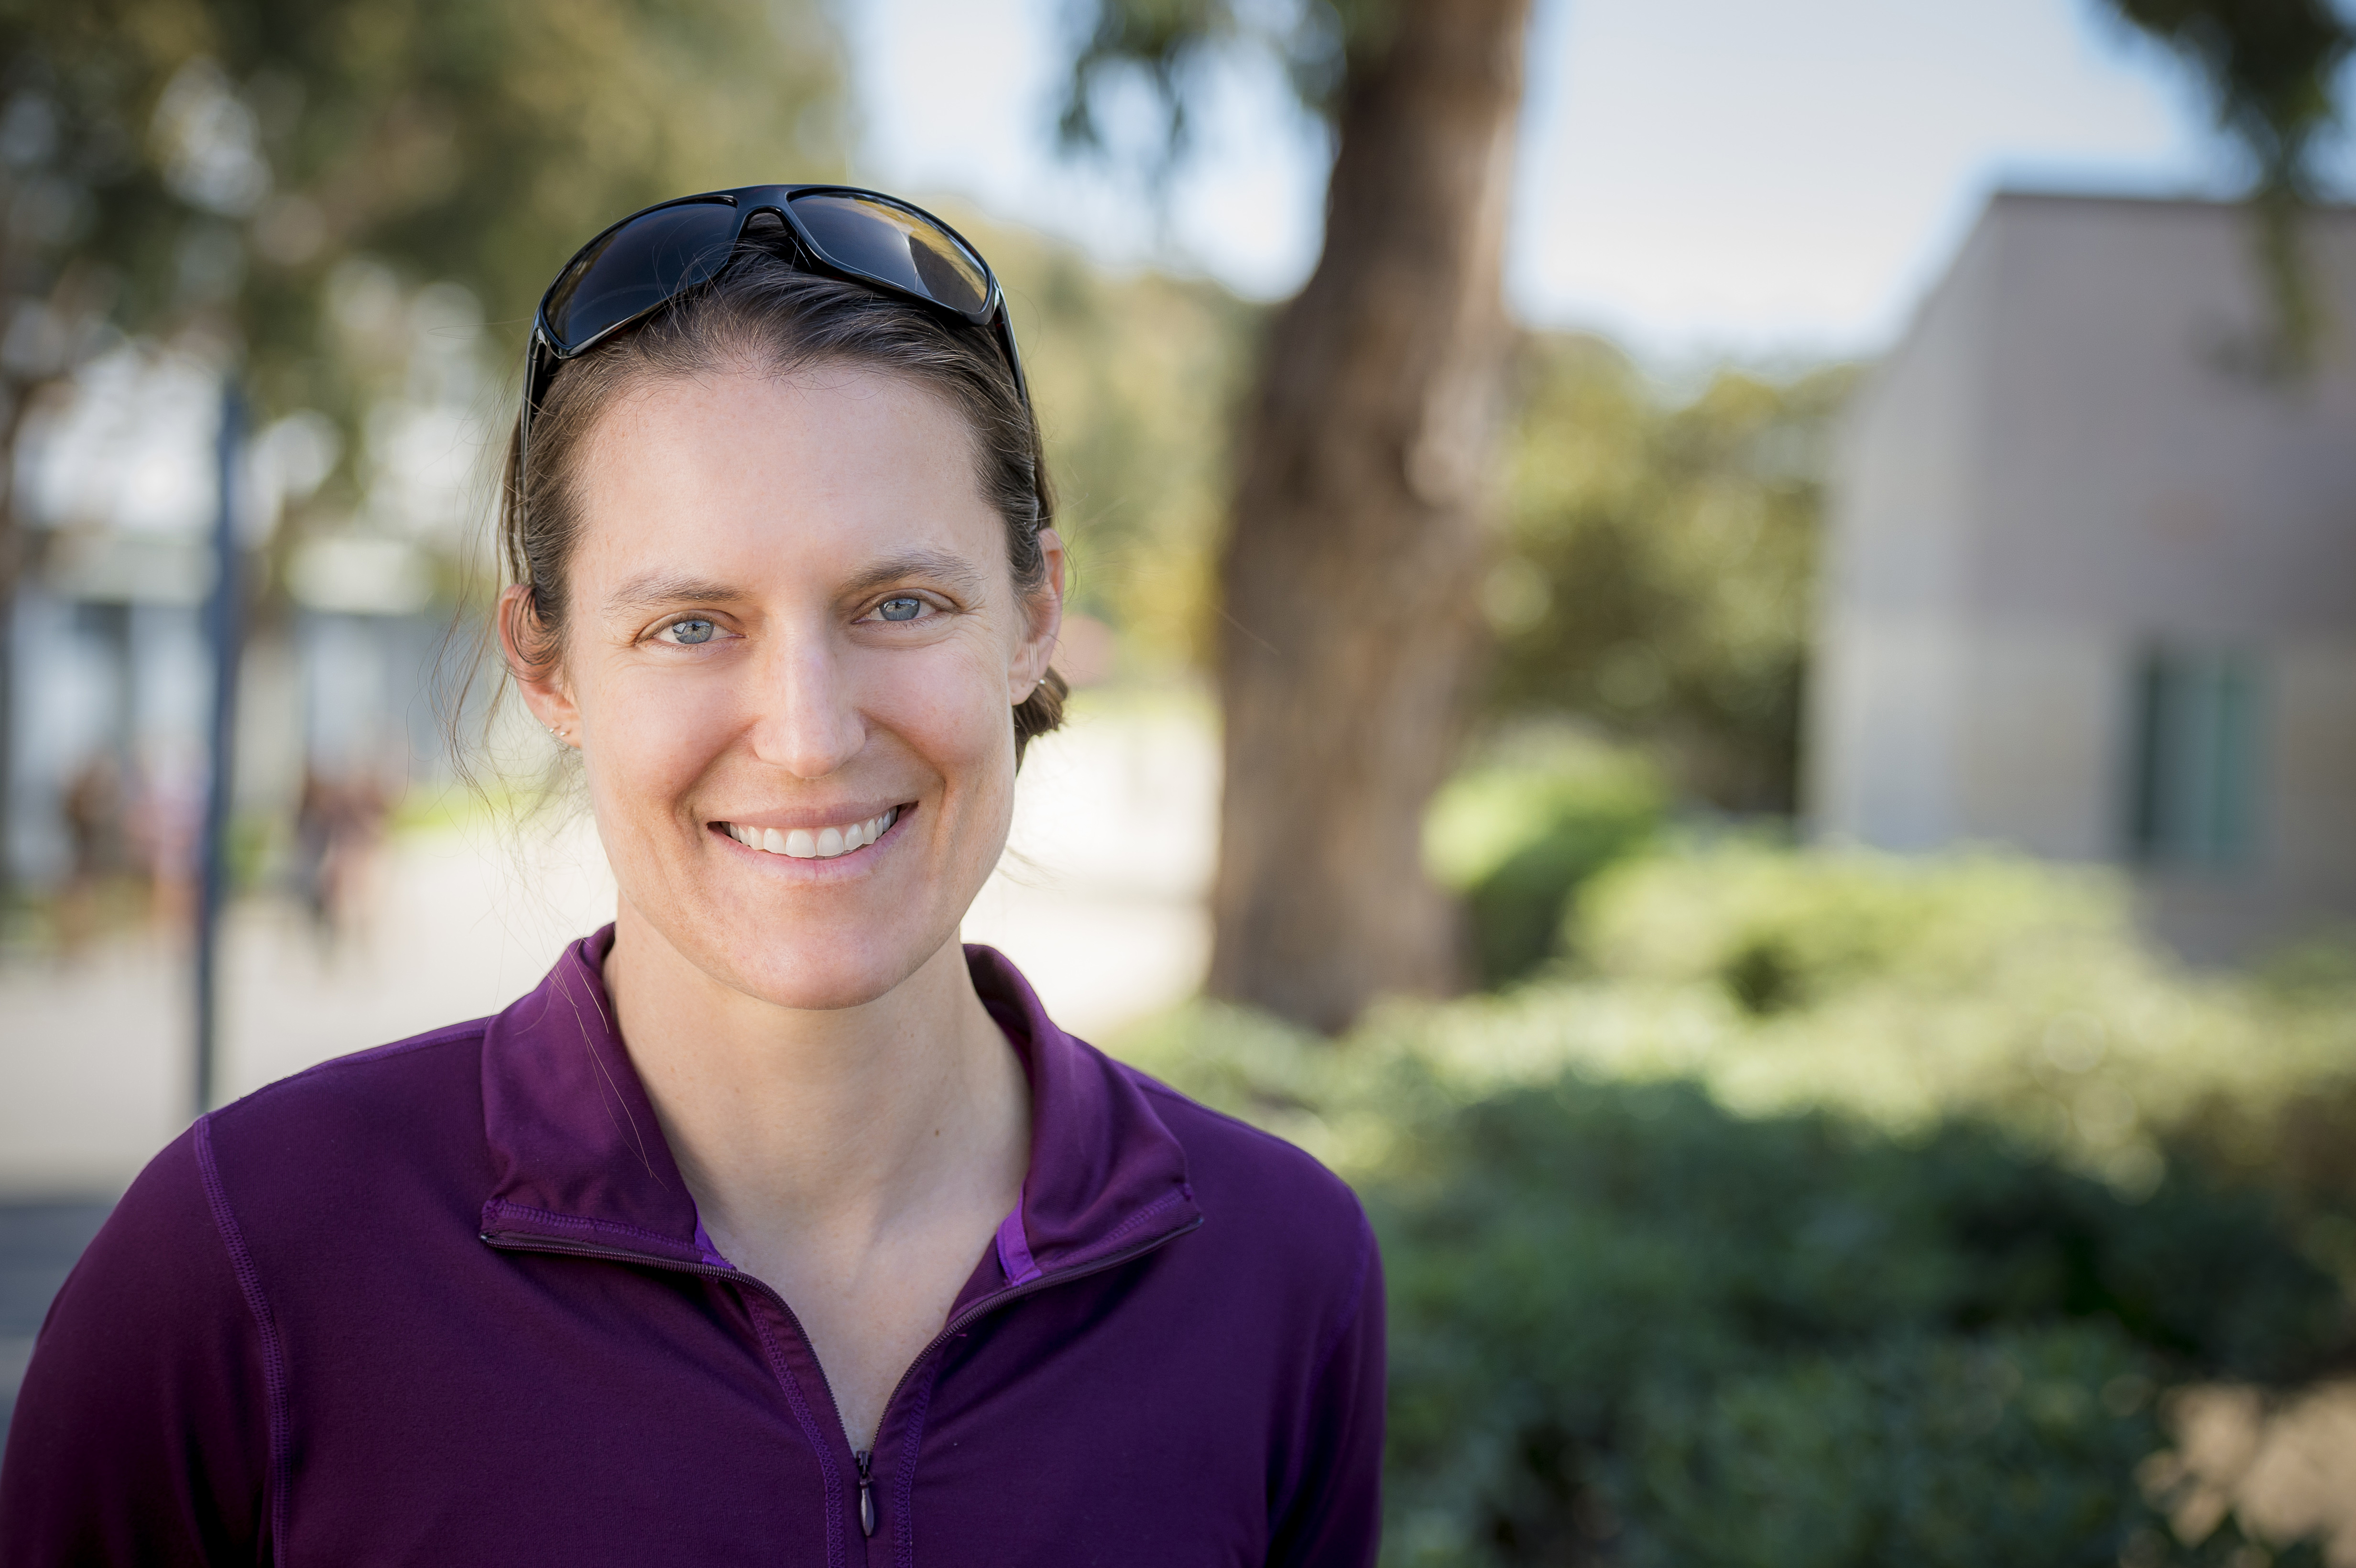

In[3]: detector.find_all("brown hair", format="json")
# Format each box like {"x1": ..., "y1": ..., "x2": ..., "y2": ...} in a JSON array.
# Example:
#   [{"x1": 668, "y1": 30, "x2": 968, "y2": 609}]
[{"x1": 498, "y1": 218, "x2": 1067, "y2": 762}]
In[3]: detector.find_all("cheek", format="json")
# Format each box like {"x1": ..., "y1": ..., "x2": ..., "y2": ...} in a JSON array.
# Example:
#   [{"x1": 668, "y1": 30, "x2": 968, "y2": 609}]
[
  {"x1": 876, "y1": 640, "x2": 1017, "y2": 784},
  {"x1": 581, "y1": 668, "x2": 735, "y2": 817}
]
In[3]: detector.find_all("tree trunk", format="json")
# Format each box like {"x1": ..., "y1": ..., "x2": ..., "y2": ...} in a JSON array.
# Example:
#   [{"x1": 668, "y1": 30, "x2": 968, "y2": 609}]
[{"x1": 1207, "y1": 0, "x2": 1532, "y2": 1033}]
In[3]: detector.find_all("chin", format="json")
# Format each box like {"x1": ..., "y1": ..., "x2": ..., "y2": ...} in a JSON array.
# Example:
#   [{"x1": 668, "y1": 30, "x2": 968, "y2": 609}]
[
  {"x1": 728, "y1": 939, "x2": 940, "y2": 1012},
  {"x1": 663, "y1": 893, "x2": 963, "y2": 1013}
]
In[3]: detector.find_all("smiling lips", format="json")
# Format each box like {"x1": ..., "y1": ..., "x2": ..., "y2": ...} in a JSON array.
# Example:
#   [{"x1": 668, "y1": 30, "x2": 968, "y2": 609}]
[{"x1": 720, "y1": 806, "x2": 899, "y2": 860}]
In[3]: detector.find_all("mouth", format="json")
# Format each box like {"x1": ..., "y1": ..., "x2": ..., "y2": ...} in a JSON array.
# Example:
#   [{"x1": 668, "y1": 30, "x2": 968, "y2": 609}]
[{"x1": 713, "y1": 806, "x2": 902, "y2": 861}]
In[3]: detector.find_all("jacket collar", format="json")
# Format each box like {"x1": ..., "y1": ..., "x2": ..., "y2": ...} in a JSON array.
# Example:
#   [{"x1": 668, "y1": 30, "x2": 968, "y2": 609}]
[{"x1": 478, "y1": 926, "x2": 1200, "y2": 1283}]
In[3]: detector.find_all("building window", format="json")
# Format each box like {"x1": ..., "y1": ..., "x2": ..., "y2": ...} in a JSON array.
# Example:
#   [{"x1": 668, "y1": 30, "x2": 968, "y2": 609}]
[{"x1": 2128, "y1": 647, "x2": 2260, "y2": 868}]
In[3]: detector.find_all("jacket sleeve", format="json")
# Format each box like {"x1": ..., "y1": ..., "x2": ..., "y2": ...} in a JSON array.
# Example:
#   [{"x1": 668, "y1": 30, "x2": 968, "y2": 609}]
[
  {"x1": 1268, "y1": 1219, "x2": 1386, "y2": 1568},
  {"x1": 0, "y1": 1122, "x2": 273, "y2": 1567}
]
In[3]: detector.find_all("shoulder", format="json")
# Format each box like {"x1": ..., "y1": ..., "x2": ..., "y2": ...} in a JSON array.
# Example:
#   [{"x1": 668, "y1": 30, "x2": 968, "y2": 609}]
[
  {"x1": 194, "y1": 1016, "x2": 497, "y2": 1244},
  {"x1": 1, "y1": 1123, "x2": 276, "y2": 1547},
  {"x1": 1, "y1": 1019, "x2": 491, "y2": 1544},
  {"x1": 206, "y1": 1015, "x2": 490, "y2": 1152},
  {"x1": 1107, "y1": 1052, "x2": 1376, "y2": 1291},
  {"x1": 1121, "y1": 1058, "x2": 1363, "y2": 1211}
]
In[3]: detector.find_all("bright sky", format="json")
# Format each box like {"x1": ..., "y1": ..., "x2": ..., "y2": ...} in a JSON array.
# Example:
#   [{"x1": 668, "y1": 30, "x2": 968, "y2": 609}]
[{"x1": 848, "y1": 0, "x2": 2356, "y2": 362}]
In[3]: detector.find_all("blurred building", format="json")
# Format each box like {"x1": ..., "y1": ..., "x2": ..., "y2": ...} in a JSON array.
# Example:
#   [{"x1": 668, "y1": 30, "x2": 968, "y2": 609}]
[
  {"x1": 1811, "y1": 191, "x2": 2356, "y2": 960},
  {"x1": 4, "y1": 344, "x2": 467, "y2": 895},
  {"x1": 6, "y1": 556, "x2": 451, "y2": 893}
]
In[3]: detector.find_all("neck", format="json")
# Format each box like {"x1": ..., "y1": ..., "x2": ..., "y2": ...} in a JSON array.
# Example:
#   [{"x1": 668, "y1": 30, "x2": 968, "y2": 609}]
[{"x1": 603, "y1": 899, "x2": 1030, "y2": 1257}]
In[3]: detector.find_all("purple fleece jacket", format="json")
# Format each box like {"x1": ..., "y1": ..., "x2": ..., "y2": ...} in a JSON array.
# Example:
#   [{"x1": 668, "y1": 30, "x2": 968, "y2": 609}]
[{"x1": 0, "y1": 932, "x2": 1383, "y2": 1566}]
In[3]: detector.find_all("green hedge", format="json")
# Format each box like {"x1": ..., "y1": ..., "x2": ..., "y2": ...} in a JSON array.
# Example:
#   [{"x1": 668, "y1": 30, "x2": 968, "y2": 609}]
[
  {"x1": 1374, "y1": 1080, "x2": 2337, "y2": 1565},
  {"x1": 1115, "y1": 843, "x2": 2356, "y2": 1566},
  {"x1": 1424, "y1": 737, "x2": 1663, "y2": 989}
]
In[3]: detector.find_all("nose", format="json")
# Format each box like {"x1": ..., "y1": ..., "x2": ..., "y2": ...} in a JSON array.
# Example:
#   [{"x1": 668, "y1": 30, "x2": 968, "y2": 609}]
[{"x1": 747, "y1": 632, "x2": 865, "y2": 780}]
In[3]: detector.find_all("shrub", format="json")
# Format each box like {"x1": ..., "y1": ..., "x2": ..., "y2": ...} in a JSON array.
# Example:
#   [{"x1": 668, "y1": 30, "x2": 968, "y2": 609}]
[
  {"x1": 1370, "y1": 1079, "x2": 2341, "y2": 1566},
  {"x1": 1570, "y1": 838, "x2": 2126, "y2": 1007},
  {"x1": 1425, "y1": 736, "x2": 1663, "y2": 990},
  {"x1": 1113, "y1": 842, "x2": 2356, "y2": 1566}
]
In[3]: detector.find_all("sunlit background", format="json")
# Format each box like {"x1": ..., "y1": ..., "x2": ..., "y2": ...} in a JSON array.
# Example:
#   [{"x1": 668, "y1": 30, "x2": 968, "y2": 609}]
[
  {"x1": 854, "y1": 0, "x2": 2343, "y2": 347},
  {"x1": 5, "y1": 0, "x2": 2356, "y2": 1557}
]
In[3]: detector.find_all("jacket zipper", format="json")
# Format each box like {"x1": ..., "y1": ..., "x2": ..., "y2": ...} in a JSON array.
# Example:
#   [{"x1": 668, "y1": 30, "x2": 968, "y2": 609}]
[
  {"x1": 480, "y1": 1212, "x2": 1201, "y2": 1539},
  {"x1": 854, "y1": 1447, "x2": 876, "y2": 1537}
]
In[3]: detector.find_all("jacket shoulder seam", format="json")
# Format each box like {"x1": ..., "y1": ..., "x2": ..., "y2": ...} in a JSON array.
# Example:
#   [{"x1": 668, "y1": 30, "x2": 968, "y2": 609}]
[{"x1": 194, "y1": 1115, "x2": 292, "y2": 1562}]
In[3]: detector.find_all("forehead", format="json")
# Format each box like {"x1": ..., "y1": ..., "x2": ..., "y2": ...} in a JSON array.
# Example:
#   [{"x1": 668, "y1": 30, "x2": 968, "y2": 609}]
[{"x1": 568, "y1": 364, "x2": 1004, "y2": 590}]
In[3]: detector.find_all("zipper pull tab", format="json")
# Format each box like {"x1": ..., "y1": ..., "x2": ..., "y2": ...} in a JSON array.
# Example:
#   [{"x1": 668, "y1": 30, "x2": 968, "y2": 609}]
[{"x1": 854, "y1": 1448, "x2": 876, "y2": 1538}]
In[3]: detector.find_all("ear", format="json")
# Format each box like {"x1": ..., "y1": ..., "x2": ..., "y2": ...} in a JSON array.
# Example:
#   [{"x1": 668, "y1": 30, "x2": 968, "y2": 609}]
[
  {"x1": 1013, "y1": 528, "x2": 1067, "y2": 700},
  {"x1": 498, "y1": 584, "x2": 580, "y2": 744}
]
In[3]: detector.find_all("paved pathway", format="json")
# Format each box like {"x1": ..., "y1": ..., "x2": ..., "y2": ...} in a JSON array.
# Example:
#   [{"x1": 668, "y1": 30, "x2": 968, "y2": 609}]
[{"x1": 0, "y1": 696, "x2": 1217, "y2": 1437}]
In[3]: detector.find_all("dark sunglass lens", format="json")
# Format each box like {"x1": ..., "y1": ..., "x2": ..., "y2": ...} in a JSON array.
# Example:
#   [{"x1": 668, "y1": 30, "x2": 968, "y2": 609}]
[
  {"x1": 542, "y1": 199, "x2": 742, "y2": 352},
  {"x1": 789, "y1": 192, "x2": 990, "y2": 317}
]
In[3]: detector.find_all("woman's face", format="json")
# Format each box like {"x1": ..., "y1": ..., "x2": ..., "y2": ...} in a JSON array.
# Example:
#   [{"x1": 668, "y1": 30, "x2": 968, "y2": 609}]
[{"x1": 507, "y1": 363, "x2": 1062, "y2": 1011}]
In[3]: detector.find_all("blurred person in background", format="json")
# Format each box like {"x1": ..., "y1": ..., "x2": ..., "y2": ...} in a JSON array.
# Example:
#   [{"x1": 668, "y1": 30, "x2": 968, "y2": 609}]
[
  {"x1": 0, "y1": 185, "x2": 1384, "y2": 1565},
  {"x1": 54, "y1": 754, "x2": 125, "y2": 958},
  {"x1": 130, "y1": 746, "x2": 203, "y2": 936},
  {"x1": 293, "y1": 762, "x2": 391, "y2": 953}
]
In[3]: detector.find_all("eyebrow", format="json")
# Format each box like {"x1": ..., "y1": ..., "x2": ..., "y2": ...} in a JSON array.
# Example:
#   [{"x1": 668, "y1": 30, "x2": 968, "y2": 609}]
[
  {"x1": 602, "y1": 573, "x2": 744, "y2": 617},
  {"x1": 599, "y1": 551, "x2": 993, "y2": 618},
  {"x1": 838, "y1": 550, "x2": 991, "y2": 602}
]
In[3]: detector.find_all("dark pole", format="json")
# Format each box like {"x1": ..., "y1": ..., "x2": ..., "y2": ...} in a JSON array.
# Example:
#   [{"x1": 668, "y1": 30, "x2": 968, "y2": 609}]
[{"x1": 195, "y1": 379, "x2": 243, "y2": 1118}]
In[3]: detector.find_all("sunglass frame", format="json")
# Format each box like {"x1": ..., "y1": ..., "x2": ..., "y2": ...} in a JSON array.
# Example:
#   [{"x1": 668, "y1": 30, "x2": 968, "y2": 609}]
[{"x1": 517, "y1": 184, "x2": 1028, "y2": 480}]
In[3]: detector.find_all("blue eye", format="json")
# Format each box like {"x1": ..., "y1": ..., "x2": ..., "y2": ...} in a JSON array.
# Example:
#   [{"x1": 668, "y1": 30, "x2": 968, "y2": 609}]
[
  {"x1": 667, "y1": 619, "x2": 715, "y2": 645},
  {"x1": 878, "y1": 597, "x2": 923, "y2": 622}
]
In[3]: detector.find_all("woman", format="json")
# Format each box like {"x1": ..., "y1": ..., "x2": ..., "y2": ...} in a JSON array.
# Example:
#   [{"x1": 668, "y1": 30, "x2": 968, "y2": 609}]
[{"x1": 0, "y1": 187, "x2": 1383, "y2": 1566}]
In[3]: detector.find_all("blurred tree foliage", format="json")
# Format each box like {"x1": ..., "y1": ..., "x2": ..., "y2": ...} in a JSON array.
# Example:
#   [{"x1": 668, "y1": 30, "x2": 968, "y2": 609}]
[
  {"x1": 2097, "y1": 0, "x2": 2355, "y2": 373},
  {"x1": 2101, "y1": 0, "x2": 2353, "y2": 197},
  {"x1": 0, "y1": 0, "x2": 843, "y2": 420},
  {"x1": 1059, "y1": 0, "x2": 1340, "y2": 170},
  {"x1": 1481, "y1": 336, "x2": 1859, "y2": 815},
  {"x1": 966, "y1": 214, "x2": 1258, "y2": 673}
]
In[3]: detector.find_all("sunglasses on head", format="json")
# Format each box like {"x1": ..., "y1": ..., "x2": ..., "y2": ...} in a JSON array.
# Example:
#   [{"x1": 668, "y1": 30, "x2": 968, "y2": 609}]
[{"x1": 521, "y1": 184, "x2": 1026, "y2": 461}]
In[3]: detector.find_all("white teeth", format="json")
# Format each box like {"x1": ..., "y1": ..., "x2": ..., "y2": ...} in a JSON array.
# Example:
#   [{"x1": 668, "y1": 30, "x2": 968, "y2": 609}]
[{"x1": 728, "y1": 806, "x2": 898, "y2": 860}]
